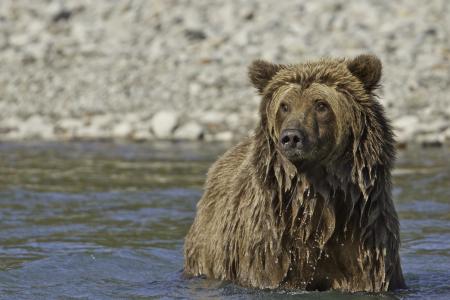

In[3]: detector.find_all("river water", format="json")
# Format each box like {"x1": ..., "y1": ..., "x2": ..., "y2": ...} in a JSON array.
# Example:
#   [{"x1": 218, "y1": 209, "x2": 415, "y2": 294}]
[{"x1": 0, "y1": 142, "x2": 448, "y2": 299}]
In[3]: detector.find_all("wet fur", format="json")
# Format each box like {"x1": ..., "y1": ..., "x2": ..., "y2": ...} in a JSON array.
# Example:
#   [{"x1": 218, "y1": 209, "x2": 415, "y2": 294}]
[{"x1": 184, "y1": 55, "x2": 406, "y2": 292}]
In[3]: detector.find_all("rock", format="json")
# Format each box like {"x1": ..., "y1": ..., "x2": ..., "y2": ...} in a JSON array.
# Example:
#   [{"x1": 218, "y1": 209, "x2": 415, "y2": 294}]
[
  {"x1": 200, "y1": 111, "x2": 228, "y2": 133},
  {"x1": 395, "y1": 130, "x2": 410, "y2": 149},
  {"x1": 9, "y1": 34, "x2": 30, "y2": 47},
  {"x1": 89, "y1": 114, "x2": 114, "y2": 129},
  {"x1": 173, "y1": 121, "x2": 204, "y2": 140},
  {"x1": 392, "y1": 115, "x2": 420, "y2": 133},
  {"x1": 0, "y1": 117, "x2": 21, "y2": 133},
  {"x1": 52, "y1": 9, "x2": 72, "y2": 23},
  {"x1": 19, "y1": 116, "x2": 54, "y2": 140},
  {"x1": 150, "y1": 111, "x2": 178, "y2": 139},
  {"x1": 392, "y1": 115, "x2": 421, "y2": 144},
  {"x1": 189, "y1": 83, "x2": 202, "y2": 97},
  {"x1": 214, "y1": 131, "x2": 234, "y2": 142},
  {"x1": 444, "y1": 127, "x2": 450, "y2": 141},
  {"x1": 417, "y1": 133, "x2": 445, "y2": 148},
  {"x1": 417, "y1": 119, "x2": 448, "y2": 134},
  {"x1": 76, "y1": 125, "x2": 108, "y2": 140},
  {"x1": 133, "y1": 129, "x2": 153, "y2": 141},
  {"x1": 55, "y1": 118, "x2": 84, "y2": 137},
  {"x1": 225, "y1": 113, "x2": 240, "y2": 129},
  {"x1": 0, "y1": 117, "x2": 23, "y2": 139},
  {"x1": 120, "y1": 112, "x2": 141, "y2": 124},
  {"x1": 131, "y1": 119, "x2": 153, "y2": 141},
  {"x1": 200, "y1": 111, "x2": 227, "y2": 124},
  {"x1": 184, "y1": 29, "x2": 207, "y2": 41},
  {"x1": 113, "y1": 122, "x2": 134, "y2": 138},
  {"x1": 24, "y1": 42, "x2": 48, "y2": 62}
]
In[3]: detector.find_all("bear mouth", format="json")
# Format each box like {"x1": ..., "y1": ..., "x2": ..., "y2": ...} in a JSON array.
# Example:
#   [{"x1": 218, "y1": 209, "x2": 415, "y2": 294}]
[{"x1": 280, "y1": 147, "x2": 306, "y2": 162}]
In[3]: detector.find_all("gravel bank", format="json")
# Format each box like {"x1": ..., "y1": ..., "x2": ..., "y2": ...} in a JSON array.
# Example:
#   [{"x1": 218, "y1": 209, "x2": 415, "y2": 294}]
[{"x1": 0, "y1": 0, "x2": 449, "y2": 147}]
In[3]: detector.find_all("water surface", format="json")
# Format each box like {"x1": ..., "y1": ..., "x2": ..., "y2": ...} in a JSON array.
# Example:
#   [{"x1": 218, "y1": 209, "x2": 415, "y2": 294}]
[{"x1": 0, "y1": 141, "x2": 448, "y2": 299}]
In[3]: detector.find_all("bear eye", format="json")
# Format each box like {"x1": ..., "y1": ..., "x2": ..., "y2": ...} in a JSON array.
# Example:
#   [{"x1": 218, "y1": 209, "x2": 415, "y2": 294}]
[
  {"x1": 315, "y1": 100, "x2": 329, "y2": 113},
  {"x1": 280, "y1": 103, "x2": 289, "y2": 113}
]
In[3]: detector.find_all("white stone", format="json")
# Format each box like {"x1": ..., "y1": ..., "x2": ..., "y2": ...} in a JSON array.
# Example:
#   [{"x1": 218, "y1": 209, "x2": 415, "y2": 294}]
[
  {"x1": 56, "y1": 118, "x2": 83, "y2": 137},
  {"x1": 121, "y1": 112, "x2": 141, "y2": 124},
  {"x1": 89, "y1": 114, "x2": 114, "y2": 129},
  {"x1": 225, "y1": 113, "x2": 240, "y2": 129},
  {"x1": 113, "y1": 122, "x2": 134, "y2": 138},
  {"x1": 133, "y1": 129, "x2": 153, "y2": 141},
  {"x1": 189, "y1": 83, "x2": 202, "y2": 96},
  {"x1": 19, "y1": 116, "x2": 54, "y2": 140},
  {"x1": 150, "y1": 111, "x2": 178, "y2": 138},
  {"x1": 9, "y1": 34, "x2": 30, "y2": 47},
  {"x1": 392, "y1": 115, "x2": 421, "y2": 141},
  {"x1": 200, "y1": 111, "x2": 226, "y2": 124},
  {"x1": 395, "y1": 130, "x2": 410, "y2": 148},
  {"x1": 25, "y1": 42, "x2": 48, "y2": 61},
  {"x1": 1, "y1": 117, "x2": 21, "y2": 129},
  {"x1": 58, "y1": 118, "x2": 83, "y2": 131},
  {"x1": 76, "y1": 126, "x2": 99, "y2": 139},
  {"x1": 173, "y1": 121, "x2": 204, "y2": 140},
  {"x1": 214, "y1": 131, "x2": 234, "y2": 142},
  {"x1": 417, "y1": 119, "x2": 448, "y2": 134},
  {"x1": 392, "y1": 115, "x2": 420, "y2": 132},
  {"x1": 444, "y1": 127, "x2": 450, "y2": 141}
]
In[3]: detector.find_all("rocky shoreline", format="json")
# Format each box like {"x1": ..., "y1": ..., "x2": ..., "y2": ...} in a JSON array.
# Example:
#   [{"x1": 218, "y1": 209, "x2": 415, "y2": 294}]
[
  {"x1": 1, "y1": 0, "x2": 449, "y2": 147},
  {"x1": 2, "y1": 109, "x2": 450, "y2": 148}
]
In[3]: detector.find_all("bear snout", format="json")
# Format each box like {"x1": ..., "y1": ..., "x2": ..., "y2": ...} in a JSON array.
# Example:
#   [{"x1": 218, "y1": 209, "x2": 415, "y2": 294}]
[{"x1": 280, "y1": 129, "x2": 306, "y2": 151}]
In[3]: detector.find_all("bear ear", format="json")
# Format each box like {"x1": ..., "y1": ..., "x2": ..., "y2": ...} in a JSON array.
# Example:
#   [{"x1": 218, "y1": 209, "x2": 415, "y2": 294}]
[
  {"x1": 248, "y1": 60, "x2": 285, "y2": 93},
  {"x1": 347, "y1": 54, "x2": 382, "y2": 92}
]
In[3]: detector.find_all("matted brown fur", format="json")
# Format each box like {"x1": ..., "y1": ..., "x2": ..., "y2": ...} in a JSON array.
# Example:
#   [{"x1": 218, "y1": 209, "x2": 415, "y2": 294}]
[{"x1": 184, "y1": 55, "x2": 406, "y2": 292}]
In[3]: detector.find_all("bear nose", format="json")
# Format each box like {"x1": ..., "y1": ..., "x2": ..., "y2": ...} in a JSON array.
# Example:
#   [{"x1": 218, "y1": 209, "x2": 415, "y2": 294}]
[{"x1": 280, "y1": 129, "x2": 304, "y2": 149}]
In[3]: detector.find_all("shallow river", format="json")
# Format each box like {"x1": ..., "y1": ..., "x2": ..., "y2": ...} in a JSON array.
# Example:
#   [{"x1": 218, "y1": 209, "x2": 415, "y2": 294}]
[{"x1": 0, "y1": 142, "x2": 448, "y2": 299}]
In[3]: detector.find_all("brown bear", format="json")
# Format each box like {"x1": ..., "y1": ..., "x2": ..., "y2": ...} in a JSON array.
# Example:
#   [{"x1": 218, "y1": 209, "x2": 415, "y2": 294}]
[{"x1": 184, "y1": 54, "x2": 406, "y2": 292}]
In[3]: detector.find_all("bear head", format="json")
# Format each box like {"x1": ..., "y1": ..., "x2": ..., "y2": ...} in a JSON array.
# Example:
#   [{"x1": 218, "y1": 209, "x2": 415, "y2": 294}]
[{"x1": 249, "y1": 54, "x2": 394, "y2": 198}]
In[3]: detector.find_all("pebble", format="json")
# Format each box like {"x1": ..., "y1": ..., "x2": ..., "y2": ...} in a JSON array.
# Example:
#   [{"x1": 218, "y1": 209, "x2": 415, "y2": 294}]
[
  {"x1": 225, "y1": 113, "x2": 241, "y2": 130},
  {"x1": 392, "y1": 115, "x2": 420, "y2": 133},
  {"x1": 200, "y1": 111, "x2": 227, "y2": 125},
  {"x1": 19, "y1": 116, "x2": 54, "y2": 140},
  {"x1": 89, "y1": 115, "x2": 114, "y2": 130},
  {"x1": 133, "y1": 129, "x2": 153, "y2": 141},
  {"x1": 113, "y1": 122, "x2": 134, "y2": 138},
  {"x1": 444, "y1": 127, "x2": 450, "y2": 141},
  {"x1": 173, "y1": 121, "x2": 204, "y2": 140},
  {"x1": 395, "y1": 131, "x2": 410, "y2": 149},
  {"x1": 214, "y1": 131, "x2": 234, "y2": 142},
  {"x1": 150, "y1": 111, "x2": 178, "y2": 139},
  {"x1": 0, "y1": 117, "x2": 21, "y2": 133},
  {"x1": 417, "y1": 119, "x2": 448, "y2": 134},
  {"x1": 76, "y1": 125, "x2": 109, "y2": 140},
  {"x1": 56, "y1": 118, "x2": 83, "y2": 136}
]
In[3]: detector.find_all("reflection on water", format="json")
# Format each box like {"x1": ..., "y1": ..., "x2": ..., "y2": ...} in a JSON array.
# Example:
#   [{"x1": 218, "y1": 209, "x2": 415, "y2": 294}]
[{"x1": 0, "y1": 141, "x2": 448, "y2": 299}]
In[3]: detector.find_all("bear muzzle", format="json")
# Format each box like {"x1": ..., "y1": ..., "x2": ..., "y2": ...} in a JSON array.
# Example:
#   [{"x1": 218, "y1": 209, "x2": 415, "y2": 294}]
[{"x1": 280, "y1": 128, "x2": 308, "y2": 160}]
